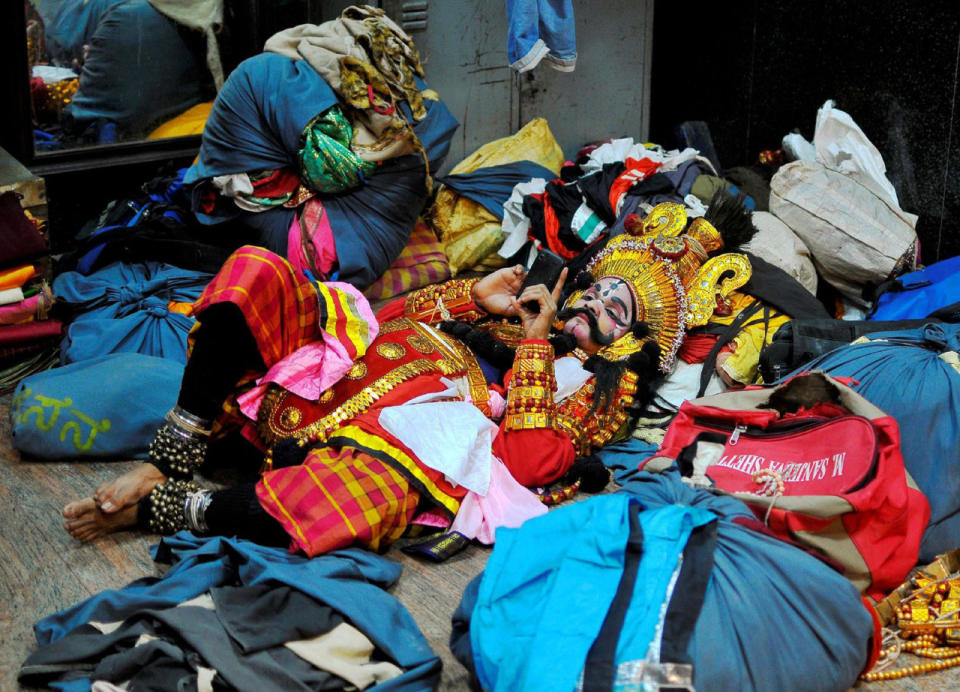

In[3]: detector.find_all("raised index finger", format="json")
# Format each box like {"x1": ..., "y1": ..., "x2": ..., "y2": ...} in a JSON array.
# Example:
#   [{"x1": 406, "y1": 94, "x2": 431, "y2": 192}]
[{"x1": 551, "y1": 267, "x2": 569, "y2": 302}]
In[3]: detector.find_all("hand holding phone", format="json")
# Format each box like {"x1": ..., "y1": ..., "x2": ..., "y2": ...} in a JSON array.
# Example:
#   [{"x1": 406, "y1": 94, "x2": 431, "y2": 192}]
[{"x1": 517, "y1": 249, "x2": 566, "y2": 314}]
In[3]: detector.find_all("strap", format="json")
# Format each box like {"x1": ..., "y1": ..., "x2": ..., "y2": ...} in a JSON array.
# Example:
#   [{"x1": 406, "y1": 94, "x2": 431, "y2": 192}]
[
  {"x1": 926, "y1": 301, "x2": 960, "y2": 323},
  {"x1": 583, "y1": 504, "x2": 644, "y2": 692},
  {"x1": 696, "y1": 300, "x2": 764, "y2": 397},
  {"x1": 659, "y1": 521, "x2": 719, "y2": 664}
]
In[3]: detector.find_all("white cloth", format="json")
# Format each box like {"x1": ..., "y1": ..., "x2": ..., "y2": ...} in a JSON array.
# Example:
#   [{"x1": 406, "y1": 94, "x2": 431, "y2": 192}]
[
  {"x1": 655, "y1": 359, "x2": 725, "y2": 410},
  {"x1": 814, "y1": 99, "x2": 903, "y2": 211},
  {"x1": 498, "y1": 178, "x2": 549, "y2": 258},
  {"x1": 32, "y1": 65, "x2": 77, "y2": 82},
  {"x1": 742, "y1": 211, "x2": 818, "y2": 294},
  {"x1": 212, "y1": 173, "x2": 253, "y2": 198},
  {"x1": 286, "y1": 622, "x2": 404, "y2": 689},
  {"x1": 554, "y1": 355, "x2": 592, "y2": 402},
  {"x1": 449, "y1": 456, "x2": 547, "y2": 544},
  {"x1": 782, "y1": 132, "x2": 816, "y2": 162},
  {"x1": 0, "y1": 287, "x2": 26, "y2": 306},
  {"x1": 379, "y1": 401, "x2": 496, "y2": 495}
]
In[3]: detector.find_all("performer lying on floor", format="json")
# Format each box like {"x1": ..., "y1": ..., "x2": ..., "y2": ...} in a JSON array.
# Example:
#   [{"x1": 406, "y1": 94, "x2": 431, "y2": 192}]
[{"x1": 63, "y1": 199, "x2": 755, "y2": 556}]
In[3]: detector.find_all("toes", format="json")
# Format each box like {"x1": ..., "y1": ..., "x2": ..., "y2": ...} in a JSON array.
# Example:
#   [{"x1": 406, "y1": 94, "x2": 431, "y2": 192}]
[{"x1": 63, "y1": 497, "x2": 95, "y2": 518}]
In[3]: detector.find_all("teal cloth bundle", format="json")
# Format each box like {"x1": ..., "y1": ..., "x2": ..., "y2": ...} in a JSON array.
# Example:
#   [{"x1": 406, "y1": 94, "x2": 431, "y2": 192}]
[{"x1": 11, "y1": 353, "x2": 182, "y2": 460}]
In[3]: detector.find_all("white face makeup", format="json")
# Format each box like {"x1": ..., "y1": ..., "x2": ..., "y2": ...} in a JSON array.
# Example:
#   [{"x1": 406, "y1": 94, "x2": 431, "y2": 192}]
[{"x1": 562, "y1": 277, "x2": 636, "y2": 353}]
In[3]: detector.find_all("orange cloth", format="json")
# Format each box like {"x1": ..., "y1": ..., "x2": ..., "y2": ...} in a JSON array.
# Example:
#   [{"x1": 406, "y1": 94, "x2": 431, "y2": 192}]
[{"x1": 0, "y1": 265, "x2": 35, "y2": 291}]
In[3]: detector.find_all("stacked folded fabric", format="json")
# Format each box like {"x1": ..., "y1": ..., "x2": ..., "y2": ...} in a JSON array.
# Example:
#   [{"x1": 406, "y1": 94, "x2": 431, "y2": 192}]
[{"x1": 0, "y1": 190, "x2": 60, "y2": 391}]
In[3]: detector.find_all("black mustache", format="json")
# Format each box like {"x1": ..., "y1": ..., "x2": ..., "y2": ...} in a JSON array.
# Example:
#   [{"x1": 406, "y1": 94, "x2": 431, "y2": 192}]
[{"x1": 556, "y1": 307, "x2": 615, "y2": 345}]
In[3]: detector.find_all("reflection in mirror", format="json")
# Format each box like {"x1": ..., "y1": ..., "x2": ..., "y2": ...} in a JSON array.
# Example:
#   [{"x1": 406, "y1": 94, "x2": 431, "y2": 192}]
[{"x1": 25, "y1": 0, "x2": 224, "y2": 154}]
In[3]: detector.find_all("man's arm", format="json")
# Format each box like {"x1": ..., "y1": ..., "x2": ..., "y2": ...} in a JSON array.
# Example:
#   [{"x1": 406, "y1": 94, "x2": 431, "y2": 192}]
[{"x1": 493, "y1": 338, "x2": 577, "y2": 487}]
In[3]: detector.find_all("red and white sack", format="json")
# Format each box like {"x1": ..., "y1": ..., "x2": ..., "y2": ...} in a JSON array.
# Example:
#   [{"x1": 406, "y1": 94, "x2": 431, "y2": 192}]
[{"x1": 640, "y1": 374, "x2": 929, "y2": 601}]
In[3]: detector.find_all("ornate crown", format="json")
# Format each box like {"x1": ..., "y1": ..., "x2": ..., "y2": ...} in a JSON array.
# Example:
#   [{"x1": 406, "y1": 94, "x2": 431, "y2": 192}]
[
  {"x1": 565, "y1": 233, "x2": 687, "y2": 372},
  {"x1": 563, "y1": 202, "x2": 753, "y2": 372}
]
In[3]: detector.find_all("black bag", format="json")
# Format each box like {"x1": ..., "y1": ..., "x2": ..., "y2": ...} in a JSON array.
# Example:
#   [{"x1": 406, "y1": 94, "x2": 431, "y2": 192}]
[{"x1": 758, "y1": 318, "x2": 941, "y2": 382}]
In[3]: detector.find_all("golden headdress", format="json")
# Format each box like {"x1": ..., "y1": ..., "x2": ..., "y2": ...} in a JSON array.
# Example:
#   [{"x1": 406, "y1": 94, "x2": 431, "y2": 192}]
[
  {"x1": 565, "y1": 232, "x2": 687, "y2": 372},
  {"x1": 563, "y1": 202, "x2": 753, "y2": 372}
]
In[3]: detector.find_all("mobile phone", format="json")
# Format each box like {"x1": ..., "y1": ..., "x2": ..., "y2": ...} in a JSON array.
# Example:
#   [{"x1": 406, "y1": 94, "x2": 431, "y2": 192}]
[{"x1": 517, "y1": 249, "x2": 565, "y2": 313}]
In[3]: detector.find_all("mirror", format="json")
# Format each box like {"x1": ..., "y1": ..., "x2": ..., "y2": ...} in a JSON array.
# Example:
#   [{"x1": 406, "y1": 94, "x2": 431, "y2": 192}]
[{"x1": 25, "y1": 0, "x2": 224, "y2": 154}]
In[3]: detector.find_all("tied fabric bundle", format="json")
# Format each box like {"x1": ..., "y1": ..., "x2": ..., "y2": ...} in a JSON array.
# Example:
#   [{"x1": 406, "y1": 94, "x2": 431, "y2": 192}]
[
  {"x1": 185, "y1": 50, "x2": 458, "y2": 288},
  {"x1": 452, "y1": 474, "x2": 876, "y2": 692},
  {"x1": 12, "y1": 353, "x2": 182, "y2": 460},
  {"x1": 54, "y1": 262, "x2": 213, "y2": 364}
]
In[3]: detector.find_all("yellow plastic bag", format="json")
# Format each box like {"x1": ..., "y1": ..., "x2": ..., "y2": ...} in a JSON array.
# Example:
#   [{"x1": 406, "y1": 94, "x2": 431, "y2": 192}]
[
  {"x1": 430, "y1": 118, "x2": 564, "y2": 275},
  {"x1": 148, "y1": 102, "x2": 214, "y2": 140}
]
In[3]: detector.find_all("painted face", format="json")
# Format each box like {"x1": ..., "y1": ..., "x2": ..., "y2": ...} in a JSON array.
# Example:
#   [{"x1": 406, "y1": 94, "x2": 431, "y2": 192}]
[{"x1": 561, "y1": 277, "x2": 637, "y2": 353}]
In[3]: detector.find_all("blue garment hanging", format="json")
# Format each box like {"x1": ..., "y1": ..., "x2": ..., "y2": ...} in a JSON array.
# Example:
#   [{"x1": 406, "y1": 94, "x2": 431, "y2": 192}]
[{"x1": 506, "y1": 0, "x2": 577, "y2": 73}]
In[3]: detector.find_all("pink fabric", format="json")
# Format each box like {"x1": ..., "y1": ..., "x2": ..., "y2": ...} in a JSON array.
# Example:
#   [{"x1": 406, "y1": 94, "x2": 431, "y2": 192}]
[
  {"x1": 0, "y1": 295, "x2": 40, "y2": 325},
  {"x1": 487, "y1": 390, "x2": 507, "y2": 419},
  {"x1": 410, "y1": 507, "x2": 452, "y2": 529},
  {"x1": 237, "y1": 281, "x2": 379, "y2": 421},
  {"x1": 449, "y1": 456, "x2": 547, "y2": 544},
  {"x1": 287, "y1": 199, "x2": 338, "y2": 278}
]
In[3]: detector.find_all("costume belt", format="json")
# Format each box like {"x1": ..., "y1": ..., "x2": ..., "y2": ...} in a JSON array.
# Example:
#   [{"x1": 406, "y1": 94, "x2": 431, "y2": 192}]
[{"x1": 258, "y1": 318, "x2": 490, "y2": 447}]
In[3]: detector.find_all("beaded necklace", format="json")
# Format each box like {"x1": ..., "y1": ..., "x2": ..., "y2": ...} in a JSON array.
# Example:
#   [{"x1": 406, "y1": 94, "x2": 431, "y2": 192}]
[{"x1": 861, "y1": 571, "x2": 960, "y2": 681}]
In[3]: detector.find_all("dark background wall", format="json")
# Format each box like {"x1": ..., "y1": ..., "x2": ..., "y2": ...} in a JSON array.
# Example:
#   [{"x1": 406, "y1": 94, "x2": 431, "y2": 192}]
[
  {"x1": 7, "y1": 1, "x2": 960, "y2": 265},
  {"x1": 650, "y1": 0, "x2": 960, "y2": 264}
]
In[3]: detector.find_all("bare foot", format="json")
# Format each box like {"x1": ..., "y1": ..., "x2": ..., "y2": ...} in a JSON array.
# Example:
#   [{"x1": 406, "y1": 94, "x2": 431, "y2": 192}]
[
  {"x1": 92, "y1": 463, "x2": 167, "y2": 513},
  {"x1": 63, "y1": 498, "x2": 138, "y2": 542}
]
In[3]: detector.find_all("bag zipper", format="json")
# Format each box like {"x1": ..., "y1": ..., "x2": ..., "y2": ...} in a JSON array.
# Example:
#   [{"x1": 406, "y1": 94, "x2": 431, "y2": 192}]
[
  {"x1": 693, "y1": 416, "x2": 830, "y2": 443},
  {"x1": 729, "y1": 424, "x2": 746, "y2": 445}
]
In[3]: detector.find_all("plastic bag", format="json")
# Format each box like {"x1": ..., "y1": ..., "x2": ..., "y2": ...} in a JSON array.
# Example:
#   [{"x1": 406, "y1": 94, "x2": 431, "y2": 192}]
[{"x1": 770, "y1": 101, "x2": 918, "y2": 306}]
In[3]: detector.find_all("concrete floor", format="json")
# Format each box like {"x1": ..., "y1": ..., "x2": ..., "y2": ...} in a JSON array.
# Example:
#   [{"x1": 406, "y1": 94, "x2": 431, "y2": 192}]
[{"x1": 2, "y1": 389, "x2": 959, "y2": 691}]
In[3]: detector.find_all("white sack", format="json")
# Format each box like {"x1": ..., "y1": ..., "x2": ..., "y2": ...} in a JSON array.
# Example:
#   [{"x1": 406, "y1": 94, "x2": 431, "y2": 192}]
[
  {"x1": 742, "y1": 211, "x2": 818, "y2": 294},
  {"x1": 770, "y1": 160, "x2": 916, "y2": 306}
]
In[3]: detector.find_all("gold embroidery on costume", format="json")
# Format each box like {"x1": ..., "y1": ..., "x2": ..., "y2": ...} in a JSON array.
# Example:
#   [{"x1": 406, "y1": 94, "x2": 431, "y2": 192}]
[
  {"x1": 279, "y1": 407, "x2": 302, "y2": 430},
  {"x1": 403, "y1": 278, "x2": 484, "y2": 324},
  {"x1": 344, "y1": 362, "x2": 368, "y2": 379},
  {"x1": 258, "y1": 318, "x2": 490, "y2": 445},
  {"x1": 376, "y1": 342, "x2": 407, "y2": 360},
  {"x1": 556, "y1": 371, "x2": 639, "y2": 456},
  {"x1": 407, "y1": 333, "x2": 435, "y2": 354},
  {"x1": 377, "y1": 319, "x2": 408, "y2": 335}
]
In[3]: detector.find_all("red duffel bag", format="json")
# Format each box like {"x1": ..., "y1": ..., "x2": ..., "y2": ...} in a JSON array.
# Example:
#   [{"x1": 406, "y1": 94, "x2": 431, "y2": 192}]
[{"x1": 640, "y1": 373, "x2": 929, "y2": 601}]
